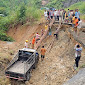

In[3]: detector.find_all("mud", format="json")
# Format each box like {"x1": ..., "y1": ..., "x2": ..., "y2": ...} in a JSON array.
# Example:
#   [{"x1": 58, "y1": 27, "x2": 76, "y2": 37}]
[{"x1": 0, "y1": 21, "x2": 85, "y2": 85}]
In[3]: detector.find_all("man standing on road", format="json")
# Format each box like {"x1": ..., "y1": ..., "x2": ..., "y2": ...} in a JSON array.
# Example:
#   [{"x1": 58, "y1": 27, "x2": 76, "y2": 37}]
[
  {"x1": 25, "y1": 40, "x2": 28, "y2": 48},
  {"x1": 74, "y1": 44, "x2": 82, "y2": 69},
  {"x1": 74, "y1": 17, "x2": 79, "y2": 33},
  {"x1": 72, "y1": 14, "x2": 75, "y2": 31},
  {"x1": 75, "y1": 9, "x2": 80, "y2": 19},
  {"x1": 32, "y1": 36, "x2": 35, "y2": 49},
  {"x1": 35, "y1": 33, "x2": 40, "y2": 43},
  {"x1": 54, "y1": 9, "x2": 57, "y2": 21},
  {"x1": 54, "y1": 27, "x2": 59, "y2": 40},
  {"x1": 77, "y1": 18, "x2": 82, "y2": 36},
  {"x1": 41, "y1": 46, "x2": 46, "y2": 61},
  {"x1": 48, "y1": 26, "x2": 52, "y2": 37},
  {"x1": 44, "y1": 10, "x2": 48, "y2": 20},
  {"x1": 45, "y1": 23, "x2": 48, "y2": 31},
  {"x1": 50, "y1": 10, "x2": 54, "y2": 20}
]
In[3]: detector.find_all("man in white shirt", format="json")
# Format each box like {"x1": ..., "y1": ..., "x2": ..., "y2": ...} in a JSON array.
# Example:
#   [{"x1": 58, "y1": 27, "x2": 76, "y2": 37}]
[
  {"x1": 54, "y1": 9, "x2": 57, "y2": 21},
  {"x1": 77, "y1": 18, "x2": 82, "y2": 36},
  {"x1": 25, "y1": 40, "x2": 28, "y2": 48},
  {"x1": 60, "y1": 9, "x2": 63, "y2": 22},
  {"x1": 44, "y1": 10, "x2": 48, "y2": 20}
]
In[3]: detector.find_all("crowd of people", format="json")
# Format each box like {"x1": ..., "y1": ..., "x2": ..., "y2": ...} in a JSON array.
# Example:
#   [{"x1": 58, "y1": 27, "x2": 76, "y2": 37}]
[
  {"x1": 44, "y1": 9, "x2": 82, "y2": 37},
  {"x1": 44, "y1": 9, "x2": 80, "y2": 22},
  {"x1": 24, "y1": 8, "x2": 83, "y2": 70}
]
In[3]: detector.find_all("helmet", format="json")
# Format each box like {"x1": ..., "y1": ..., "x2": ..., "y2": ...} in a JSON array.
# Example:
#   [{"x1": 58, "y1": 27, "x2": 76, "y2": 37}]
[{"x1": 26, "y1": 40, "x2": 28, "y2": 42}]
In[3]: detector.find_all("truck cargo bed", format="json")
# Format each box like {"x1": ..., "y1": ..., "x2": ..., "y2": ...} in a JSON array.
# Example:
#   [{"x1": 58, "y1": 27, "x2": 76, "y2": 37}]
[{"x1": 7, "y1": 61, "x2": 32, "y2": 74}]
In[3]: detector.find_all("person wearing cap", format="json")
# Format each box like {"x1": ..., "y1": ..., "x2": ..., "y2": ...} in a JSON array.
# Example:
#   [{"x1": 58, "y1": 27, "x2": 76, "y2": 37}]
[
  {"x1": 32, "y1": 36, "x2": 35, "y2": 49},
  {"x1": 74, "y1": 43, "x2": 82, "y2": 69},
  {"x1": 25, "y1": 40, "x2": 28, "y2": 48}
]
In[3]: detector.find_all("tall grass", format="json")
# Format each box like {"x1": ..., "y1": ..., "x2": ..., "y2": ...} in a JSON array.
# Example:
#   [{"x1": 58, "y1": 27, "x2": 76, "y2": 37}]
[{"x1": 26, "y1": 7, "x2": 43, "y2": 20}]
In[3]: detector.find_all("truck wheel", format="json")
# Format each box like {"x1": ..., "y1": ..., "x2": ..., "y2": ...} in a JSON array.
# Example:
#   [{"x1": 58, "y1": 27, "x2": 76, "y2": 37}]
[
  {"x1": 26, "y1": 72, "x2": 31, "y2": 81},
  {"x1": 33, "y1": 63, "x2": 37, "y2": 69}
]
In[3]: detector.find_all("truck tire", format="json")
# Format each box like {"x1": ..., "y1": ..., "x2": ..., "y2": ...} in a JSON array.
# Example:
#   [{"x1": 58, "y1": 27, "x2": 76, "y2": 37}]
[
  {"x1": 33, "y1": 63, "x2": 37, "y2": 69},
  {"x1": 26, "y1": 72, "x2": 31, "y2": 81}
]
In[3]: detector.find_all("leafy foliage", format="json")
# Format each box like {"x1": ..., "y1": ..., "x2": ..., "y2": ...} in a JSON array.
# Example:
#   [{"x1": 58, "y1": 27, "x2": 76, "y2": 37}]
[
  {"x1": 0, "y1": 31, "x2": 14, "y2": 41},
  {"x1": 0, "y1": 0, "x2": 42, "y2": 41},
  {"x1": 46, "y1": 0, "x2": 65, "y2": 9}
]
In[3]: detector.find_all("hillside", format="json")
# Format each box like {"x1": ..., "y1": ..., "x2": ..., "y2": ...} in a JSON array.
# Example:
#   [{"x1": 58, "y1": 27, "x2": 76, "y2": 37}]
[
  {"x1": 45, "y1": 0, "x2": 85, "y2": 8},
  {"x1": 0, "y1": 21, "x2": 85, "y2": 85},
  {"x1": 0, "y1": 0, "x2": 42, "y2": 41},
  {"x1": 67, "y1": 1, "x2": 85, "y2": 19},
  {"x1": 0, "y1": 0, "x2": 85, "y2": 41},
  {"x1": 0, "y1": 0, "x2": 85, "y2": 85}
]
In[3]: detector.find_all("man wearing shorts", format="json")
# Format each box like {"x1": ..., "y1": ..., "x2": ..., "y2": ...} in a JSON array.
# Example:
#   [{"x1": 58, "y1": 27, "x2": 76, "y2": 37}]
[{"x1": 41, "y1": 46, "x2": 46, "y2": 61}]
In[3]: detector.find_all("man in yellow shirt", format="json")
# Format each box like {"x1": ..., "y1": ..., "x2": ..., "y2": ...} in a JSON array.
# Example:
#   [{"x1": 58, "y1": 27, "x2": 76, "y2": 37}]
[{"x1": 45, "y1": 23, "x2": 48, "y2": 31}]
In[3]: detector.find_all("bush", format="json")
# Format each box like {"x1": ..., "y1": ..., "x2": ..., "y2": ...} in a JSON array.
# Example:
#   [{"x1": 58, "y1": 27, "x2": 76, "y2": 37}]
[
  {"x1": 0, "y1": 31, "x2": 14, "y2": 41},
  {"x1": 0, "y1": 0, "x2": 42, "y2": 41},
  {"x1": 0, "y1": 7, "x2": 8, "y2": 16},
  {"x1": 26, "y1": 7, "x2": 43, "y2": 20},
  {"x1": 17, "y1": 5, "x2": 26, "y2": 22}
]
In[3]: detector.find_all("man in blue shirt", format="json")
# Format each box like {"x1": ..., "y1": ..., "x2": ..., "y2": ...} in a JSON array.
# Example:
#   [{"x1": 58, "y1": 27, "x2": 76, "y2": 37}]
[{"x1": 75, "y1": 9, "x2": 80, "y2": 19}]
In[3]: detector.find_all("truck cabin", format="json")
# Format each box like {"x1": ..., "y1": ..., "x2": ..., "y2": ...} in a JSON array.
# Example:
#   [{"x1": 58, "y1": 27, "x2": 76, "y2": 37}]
[{"x1": 18, "y1": 50, "x2": 34, "y2": 61}]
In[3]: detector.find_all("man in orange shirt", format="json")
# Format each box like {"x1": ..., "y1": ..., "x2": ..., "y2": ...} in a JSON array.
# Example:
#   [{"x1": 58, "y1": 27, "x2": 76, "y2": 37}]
[
  {"x1": 41, "y1": 46, "x2": 46, "y2": 61},
  {"x1": 74, "y1": 17, "x2": 79, "y2": 33},
  {"x1": 32, "y1": 36, "x2": 35, "y2": 49}
]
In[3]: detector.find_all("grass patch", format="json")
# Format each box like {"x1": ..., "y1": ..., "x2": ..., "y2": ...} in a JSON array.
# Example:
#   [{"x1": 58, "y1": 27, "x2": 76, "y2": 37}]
[{"x1": 80, "y1": 64, "x2": 85, "y2": 68}]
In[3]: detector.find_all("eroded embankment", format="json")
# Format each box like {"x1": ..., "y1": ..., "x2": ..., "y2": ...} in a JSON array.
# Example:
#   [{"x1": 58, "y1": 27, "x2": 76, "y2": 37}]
[
  {"x1": 25, "y1": 25, "x2": 77, "y2": 85},
  {"x1": 0, "y1": 23, "x2": 85, "y2": 85}
]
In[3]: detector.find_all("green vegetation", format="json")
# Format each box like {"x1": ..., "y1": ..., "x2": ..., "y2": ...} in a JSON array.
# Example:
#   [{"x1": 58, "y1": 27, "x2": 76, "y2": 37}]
[
  {"x1": 0, "y1": 0, "x2": 42, "y2": 41},
  {"x1": 46, "y1": 0, "x2": 65, "y2": 9},
  {"x1": 0, "y1": 0, "x2": 85, "y2": 41}
]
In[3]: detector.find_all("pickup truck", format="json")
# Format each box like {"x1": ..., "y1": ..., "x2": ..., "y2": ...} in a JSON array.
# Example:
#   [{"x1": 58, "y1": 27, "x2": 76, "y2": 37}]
[{"x1": 5, "y1": 48, "x2": 39, "y2": 81}]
